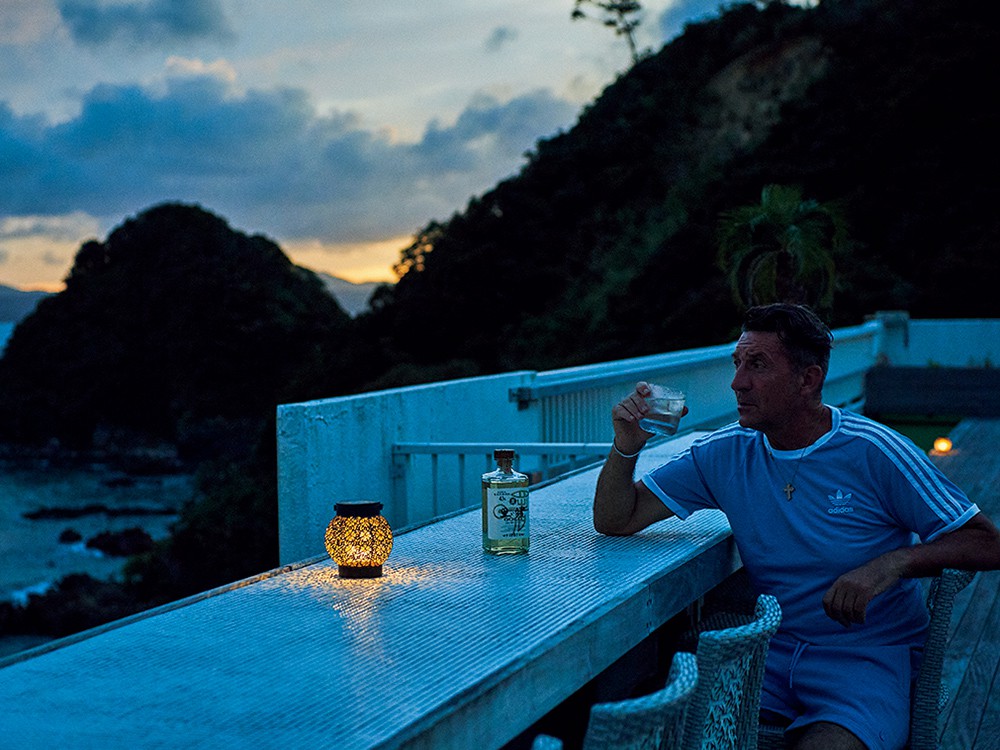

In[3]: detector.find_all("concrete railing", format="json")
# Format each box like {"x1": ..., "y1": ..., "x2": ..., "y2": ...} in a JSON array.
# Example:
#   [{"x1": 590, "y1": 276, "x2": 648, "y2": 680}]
[
  {"x1": 276, "y1": 313, "x2": 997, "y2": 565},
  {"x1": 875, "y1": 314, "x2": 1000, "y2": 368}
]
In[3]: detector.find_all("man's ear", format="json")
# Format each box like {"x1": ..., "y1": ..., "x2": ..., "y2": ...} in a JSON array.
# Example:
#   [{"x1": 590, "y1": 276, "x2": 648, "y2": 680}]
[{"x1": 800, "y1": 364, "x2": 825, "y2": 397}]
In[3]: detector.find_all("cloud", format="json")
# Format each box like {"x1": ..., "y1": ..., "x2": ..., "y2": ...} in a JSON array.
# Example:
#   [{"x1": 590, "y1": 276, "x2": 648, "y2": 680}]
[
  {"x1": 485, "y1": 26, "x2": 518, "y2": 53},
  {"x1": 0, "y1": 212, "x2": 99, "y2": 242},
  {"x1": 164, "y1": 55, "x2": 237, "y2": 84},
  {"x1": 58, "y1": 0, "x2": 234, "y2": 47},
  {"x1": 42, "y1": 251, "x2": 67, "y2": 266},
  {"x1": 0, "y1": 211, "x2": 98, "y2": 288},
  {"x1": 0, "y1": 70, "x2": 578, "y2": 244},
  {"x1": 0, "y1": 0, "x2": 61, "y2": 45}
]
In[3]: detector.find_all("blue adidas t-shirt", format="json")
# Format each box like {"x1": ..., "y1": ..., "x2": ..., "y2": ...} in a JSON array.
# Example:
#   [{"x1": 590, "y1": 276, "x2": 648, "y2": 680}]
[{"x1": 641, "y1": 407, "x2": 979, "y2": 646}]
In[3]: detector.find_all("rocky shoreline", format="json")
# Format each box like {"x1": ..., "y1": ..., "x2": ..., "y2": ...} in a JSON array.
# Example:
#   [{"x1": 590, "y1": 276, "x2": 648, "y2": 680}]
[{"x1": 0, "y1": 447, "x2": 195, "y2": 652}]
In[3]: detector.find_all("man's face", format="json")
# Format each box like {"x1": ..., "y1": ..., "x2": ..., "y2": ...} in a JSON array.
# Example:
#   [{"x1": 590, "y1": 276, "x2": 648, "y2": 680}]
[{"x1": 730, "y1": 330, "x2": 806, "y2": 433}]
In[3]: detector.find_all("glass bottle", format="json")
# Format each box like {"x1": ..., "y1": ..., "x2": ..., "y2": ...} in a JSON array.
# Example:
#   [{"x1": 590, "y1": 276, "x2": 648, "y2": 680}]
[{"x1": 482, "y1": 448, "x2": 529, "y2": 554}]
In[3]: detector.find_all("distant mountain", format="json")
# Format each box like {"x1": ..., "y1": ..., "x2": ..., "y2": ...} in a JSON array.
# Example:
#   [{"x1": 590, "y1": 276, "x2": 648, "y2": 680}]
[
  {"x1": 0, "y1": 274, "x2": 380, "y2": 321},
  {"x1": 0, "y1": 285, "x2": 53, "y2": 323},
  {"x1": 0, "y1": 203, "x2": 357, "y2": 453},
  {"x1": 317, "y1": 273, "x2": 383, "y2": 317}
]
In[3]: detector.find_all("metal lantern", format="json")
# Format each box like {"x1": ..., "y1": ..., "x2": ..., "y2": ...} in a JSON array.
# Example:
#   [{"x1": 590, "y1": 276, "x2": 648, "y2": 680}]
[
  {"x1": 325, "y1": 501, "x2": 393, "y2": 578},
  {"x1": 933, "y1": 437, "x2": 953, "y2": 454}
]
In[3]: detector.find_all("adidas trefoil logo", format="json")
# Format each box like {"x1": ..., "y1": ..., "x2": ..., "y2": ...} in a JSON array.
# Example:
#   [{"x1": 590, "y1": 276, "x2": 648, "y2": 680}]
[{"x1": 827, "y1": 489, "x2": 855, "y2": 515}]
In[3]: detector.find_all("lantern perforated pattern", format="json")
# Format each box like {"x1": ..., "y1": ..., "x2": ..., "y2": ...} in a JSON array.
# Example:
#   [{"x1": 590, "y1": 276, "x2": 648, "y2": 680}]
[{"x1": 325, "y1": 502, "x2": 393, "y2": 578}]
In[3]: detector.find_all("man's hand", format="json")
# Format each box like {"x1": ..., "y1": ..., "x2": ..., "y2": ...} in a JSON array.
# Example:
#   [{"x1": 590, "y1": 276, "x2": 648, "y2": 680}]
[
  {"x1": 611, "y1": 381, "x2": 654, "y2": 455},
  {"x1": 822, "y1": 552, "x2": 905, "y2": 627},
  {"x1": 822, "y1": 514, "x2": 1000, "y2": 627},
  {"x1": 612, "y1": 381, "x2": 688, "y2": 455}
]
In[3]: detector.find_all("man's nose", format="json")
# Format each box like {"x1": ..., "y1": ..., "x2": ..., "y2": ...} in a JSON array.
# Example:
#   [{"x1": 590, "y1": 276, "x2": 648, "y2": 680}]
[{"x1": 731, "y1": 366, "x2": 748, "y2": 392}]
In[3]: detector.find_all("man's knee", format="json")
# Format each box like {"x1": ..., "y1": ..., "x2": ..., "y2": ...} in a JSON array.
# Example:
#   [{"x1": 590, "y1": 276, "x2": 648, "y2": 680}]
[{"x1": 789, "y1": 721, "x2": 867, "y2": 750}]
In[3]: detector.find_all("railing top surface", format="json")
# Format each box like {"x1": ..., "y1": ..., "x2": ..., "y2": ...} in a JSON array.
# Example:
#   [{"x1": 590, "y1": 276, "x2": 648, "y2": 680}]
[
  {"x1": 392, "y1": 441, "x2": 614, "y2": 455},
  {"x1": 278, "y1": 369, "x2": 536, "y2": 413},
  {"x1": 517, "y1": 321, "x2": 881, "y2": 400},
  {"x1": 2, "y1": 434, "x2": 737, "y2": 750}
]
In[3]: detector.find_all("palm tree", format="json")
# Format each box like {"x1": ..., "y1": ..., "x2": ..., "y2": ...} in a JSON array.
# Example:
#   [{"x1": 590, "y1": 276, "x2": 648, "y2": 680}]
[{"x1": 717, "y1": 184, "x2": 846, "y2": 312}]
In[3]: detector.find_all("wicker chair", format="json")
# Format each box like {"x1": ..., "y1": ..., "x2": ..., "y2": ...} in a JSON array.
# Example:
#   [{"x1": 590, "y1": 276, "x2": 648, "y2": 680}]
[
  {"x1": 680, "y1": 594, "x2": 783, "y2": 750},
  {"x1": 531, "y1": 651, "x2": 698, "y2": 750},
  {"x1": 756, "y1": 568, "x2": 976, "y2": 750}
]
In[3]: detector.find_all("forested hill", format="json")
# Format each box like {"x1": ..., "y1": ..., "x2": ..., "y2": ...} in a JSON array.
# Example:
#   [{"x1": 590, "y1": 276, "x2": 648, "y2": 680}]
[
  {"x1": 0, "y1": 204, "x2": 356, "y2": 454},
  {"x1": 361, "y1": 0, "x2": 998, "y2": 378}
]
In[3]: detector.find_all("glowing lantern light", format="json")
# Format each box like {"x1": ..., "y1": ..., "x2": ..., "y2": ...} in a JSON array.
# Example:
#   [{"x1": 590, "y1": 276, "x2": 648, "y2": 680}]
[
  {"x1": 932, "y1": 437, "x2": 953, "y2": 454},
  {"x1": 325, "y1": 501, "x2": 393, "y2": 578}
]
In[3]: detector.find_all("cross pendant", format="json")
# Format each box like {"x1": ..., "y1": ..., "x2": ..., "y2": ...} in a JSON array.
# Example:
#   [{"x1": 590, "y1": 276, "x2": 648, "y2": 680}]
[{"x1": 783, "y1": 483, "x2": 795, "y2": 501}]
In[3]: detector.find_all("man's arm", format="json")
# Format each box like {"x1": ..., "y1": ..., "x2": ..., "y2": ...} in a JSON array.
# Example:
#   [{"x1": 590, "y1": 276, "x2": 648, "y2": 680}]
[
  {"x1": 823, "y1": 511, "x2": 1000, "y2": 627},
  {"x1": 593, "y1": 454, "x2": 674, "y2": 535},
  {"x1": 593, "y1": 382, "x2": 676, "y2": 535}
]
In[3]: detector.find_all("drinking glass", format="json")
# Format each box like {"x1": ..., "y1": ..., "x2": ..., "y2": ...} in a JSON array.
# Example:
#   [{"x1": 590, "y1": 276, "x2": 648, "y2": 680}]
[{"x1": 640, "y1": 384, "x2": 686, "y2": 436}]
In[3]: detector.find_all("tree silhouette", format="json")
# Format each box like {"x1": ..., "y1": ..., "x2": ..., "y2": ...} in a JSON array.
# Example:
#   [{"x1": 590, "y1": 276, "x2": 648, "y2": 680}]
[
  {"x1": 571, "y1": 0, "x2": 645, "y2": 65},
  {"x1": 717, "y1": 184, "x2": 846, "y2": 313}
]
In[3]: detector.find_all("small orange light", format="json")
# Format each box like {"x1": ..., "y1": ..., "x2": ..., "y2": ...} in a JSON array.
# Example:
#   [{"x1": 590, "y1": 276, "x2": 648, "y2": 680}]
[{"x1": 933, "y1": 437, "x2": 953, "y2": 454}]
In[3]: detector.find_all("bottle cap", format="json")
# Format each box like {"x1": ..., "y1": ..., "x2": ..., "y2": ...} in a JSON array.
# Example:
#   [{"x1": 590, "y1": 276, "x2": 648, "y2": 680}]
[{"x1": 494, "y1": 448, "x2": 515, "y2": 461}]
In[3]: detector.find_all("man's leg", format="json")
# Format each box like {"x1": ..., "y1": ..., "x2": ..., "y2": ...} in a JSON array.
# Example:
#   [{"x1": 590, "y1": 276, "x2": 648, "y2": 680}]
[{"x1": 789, "y1": 721, "x2": 867, "y2": 750}]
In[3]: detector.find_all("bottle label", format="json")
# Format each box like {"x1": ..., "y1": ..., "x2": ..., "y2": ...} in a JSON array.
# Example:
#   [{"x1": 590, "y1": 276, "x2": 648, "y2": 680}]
[{"x1": 486, "y1": 487, "x2": 529, "y2": 539}]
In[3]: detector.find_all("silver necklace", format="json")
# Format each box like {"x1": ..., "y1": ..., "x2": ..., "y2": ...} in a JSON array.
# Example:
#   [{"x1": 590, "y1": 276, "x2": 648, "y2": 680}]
[
  {"x1": 770, "y1": 410, "x2": 829, "y2": 500},
  {"x1": 772, "y1": 447, "x2": 808, "y2": 501}
]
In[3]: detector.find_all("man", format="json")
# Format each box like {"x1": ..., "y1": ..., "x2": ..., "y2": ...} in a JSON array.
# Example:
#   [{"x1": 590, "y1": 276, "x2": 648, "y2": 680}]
[{"x1": 594, "y1": 303, "x2": 1000, "y2": 750}]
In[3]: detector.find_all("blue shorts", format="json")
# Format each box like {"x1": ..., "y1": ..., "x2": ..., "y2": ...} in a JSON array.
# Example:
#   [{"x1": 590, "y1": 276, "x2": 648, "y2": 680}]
[{"x1": 760, "y1": 635, "x2": 919, "y2": 750}]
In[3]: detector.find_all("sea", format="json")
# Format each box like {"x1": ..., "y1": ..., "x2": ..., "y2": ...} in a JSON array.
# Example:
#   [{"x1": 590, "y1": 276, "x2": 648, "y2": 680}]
[
  {"x1": 0, "y1": 461, "x2": 192, "y2": 602},
  {"x1": 0, "y1": 458, "x2": 194, "y2": 656}
]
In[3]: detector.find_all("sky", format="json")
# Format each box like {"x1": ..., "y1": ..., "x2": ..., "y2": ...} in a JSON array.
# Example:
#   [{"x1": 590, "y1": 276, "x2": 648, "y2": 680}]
[{"x1": 0, "y1": 0, "x2": 735, "y2": 291}]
